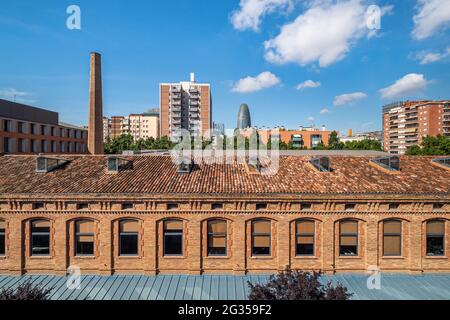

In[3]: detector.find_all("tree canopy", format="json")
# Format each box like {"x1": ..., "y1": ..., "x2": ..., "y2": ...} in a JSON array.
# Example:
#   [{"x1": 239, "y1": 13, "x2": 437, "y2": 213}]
[{"x1": 406, "y1": 135, "x2": 450, "y2": 156}]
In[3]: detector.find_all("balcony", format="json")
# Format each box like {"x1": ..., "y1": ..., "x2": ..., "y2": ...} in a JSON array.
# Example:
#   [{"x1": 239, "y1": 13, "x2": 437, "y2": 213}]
[
  {"x1": 171, "y1": 106, "x2": 181, "y2": 112},
  {"x1": 171, "y1": 93, "x2": 182, "y2": 99},
  {"x1": 190, "y1": 94, "x2": 199, "y2": 100},
  {"x1": 190, "y1": 101, "x2": 199, "y2": 106},
  {"x1": 171, "y1": 100, "x2": 181, "y2": 106},
  {"x1": 189, "y1": 87, "x2": 198, "y2": 93}
]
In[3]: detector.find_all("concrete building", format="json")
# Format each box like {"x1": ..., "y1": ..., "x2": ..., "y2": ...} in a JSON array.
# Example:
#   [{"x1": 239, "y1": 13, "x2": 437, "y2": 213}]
[
  {"x1": 383, "y1": 100, "x2": 450, "y2": 154},
  {"x1": 340, "y1": 131, "x2": 382, "y2": 144},
  {"x1": 0, "y1": 99, "x2": 87, "y2": 155},
  {"x1": 160, "y1": 73, "x2": 212, "y2": 141},
  {"x1": 103, "y1": 112, "x2": 160, "y2": 141}
]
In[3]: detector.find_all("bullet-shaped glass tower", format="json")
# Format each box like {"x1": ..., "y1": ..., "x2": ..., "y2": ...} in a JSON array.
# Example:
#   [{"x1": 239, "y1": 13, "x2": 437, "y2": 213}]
[{"x1": 237, "y1": 103, "x2": 251, "y2": 129}]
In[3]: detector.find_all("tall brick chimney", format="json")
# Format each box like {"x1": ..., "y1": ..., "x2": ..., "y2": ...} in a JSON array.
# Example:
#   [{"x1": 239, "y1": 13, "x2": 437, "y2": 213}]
[{"x1": 88, "y1": 52, "x2": 104, "y2": 155}]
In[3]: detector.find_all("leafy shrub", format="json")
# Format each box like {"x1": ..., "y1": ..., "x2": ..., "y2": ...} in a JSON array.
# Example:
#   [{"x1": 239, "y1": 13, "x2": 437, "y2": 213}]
[
  {"x1": 0, "y1": 281, "x2": 53, "y2": 300},
  {"x1": 248, "y1": 268, "x2": 352, "y2": 300}
]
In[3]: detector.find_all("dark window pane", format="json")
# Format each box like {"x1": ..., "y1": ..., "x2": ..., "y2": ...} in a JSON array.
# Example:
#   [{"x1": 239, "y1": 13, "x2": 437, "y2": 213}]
[
  {"x1": 252, "y1": 246, "x2": 270, "y2": 256},
  {"x1": 120, "y1": 234, "x2": 138, "y2": 255},
  {"x1": 296, "y1": 243, "x2": 314, "y2": 256},
  {"x1": 427, "y1": 237, "x2": 444, "y2": 256},
  {"x1": 208, "y1": 246, "x2": 226, "y2": 256},
  {"x1": 32, "y1": 234, "x2": 50, "y2": 255},
  {"x1": 0, "y1": 234, "x2": 5, "y2": 255},
  {"x1": 164, "y1": 234, "x2": 182, "y2": 255},
  {"x1": 76, "y1": 235, "x2": 94, "y2": 255}
]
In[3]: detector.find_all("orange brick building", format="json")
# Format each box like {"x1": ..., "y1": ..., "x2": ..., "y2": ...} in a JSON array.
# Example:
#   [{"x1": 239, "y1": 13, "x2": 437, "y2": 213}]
[
  {"x1": 0, "y1": 154, "x2": 448, "y2": 275},
  {"x1": 383, "y1": 100, "x2": 450, "y2": 154},
  {"x1": 0, "y1": 99, "x2": 88, "y2": 154},
  {"x1": 241, "y1": 128, "x2": 332, "y2": 149}
]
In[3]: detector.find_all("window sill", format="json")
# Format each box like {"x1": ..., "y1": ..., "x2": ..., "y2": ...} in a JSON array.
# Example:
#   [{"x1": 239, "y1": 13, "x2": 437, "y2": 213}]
[
  {"x1": 29, "y1": 256, "x2": 53, "y2": 260},
  {"x1": 73, "y1": 255, "x2": 96, "y2": 259},
  {"x1": 424, "y1": 256, "x2": 447, "y2": 260},
  {"x1": 337, "y1": 256, "x2": 362, "y2": 259},
  {"x1": 250, "y1": 256, "x2": 274, "y2": 260},
  {"x1": 117, "y1": 255, "x2": 141, "y2": 259},
  {"x1": 161, "y1": 256, "x2": 186, "y2": 259},
  {"x1": 205, "y1": 256, "x2": 229, "y2": 259},
  {"x1": 294, "y1": 256, "x2": 318, "y2": 260}
]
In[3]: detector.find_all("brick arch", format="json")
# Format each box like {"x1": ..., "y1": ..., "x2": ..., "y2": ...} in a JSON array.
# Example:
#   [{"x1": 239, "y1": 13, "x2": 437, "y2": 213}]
[
  {"x1": 422, "y1": 217, "x2": 449, "y2": 223},
  {"x1": 200, "y1": 217, "x2": 233, "y2": 223},
  {"x1": 245, "y1": 217, "x2": 278, "y2": 224},
  {"x1": 334, "y1": 217, "x2": 367, "y2": 224},
  {"x1": 378, "y1": 217, "x2": 411, "y2": 224},
  {"x1": 111, "y1": 216, "x2": 144, "y2": 224}
]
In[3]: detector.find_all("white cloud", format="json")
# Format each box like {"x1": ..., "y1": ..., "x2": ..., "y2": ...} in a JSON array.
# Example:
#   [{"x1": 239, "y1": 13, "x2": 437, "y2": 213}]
[
  {"x1": 232, "y1": 71, "x2": 281, "y2": 93},
  {"x1": 264, "y1": 0, "x2": 392, "y2": 67},
  {"x1": 415, "y1": 47, "x2": 450, "y2": 64},
  {"x1": 0, "y1": 88, "x2": 36, "y2": 104},
  {"x1": 296, "y1": 80, "x2": 321, "y2": 90},
  {"x1": 412, "y1": 0, "x2": 450, "y2": 40},
  {"x1": 230, "y1": 0, "x2": 293, "y2": 32},
  {"x1": 319, "y1": 108, "x2": 331, "y2": 114},
  {"x1": 379, "y1": 73, "x2": 429, "y2": 99},
  {"x1": 333, "y1": 92, "x2": 367, "y2": 106},
  {"x1": 306, "y1": 116, "x2": 315, "y2": 122}
]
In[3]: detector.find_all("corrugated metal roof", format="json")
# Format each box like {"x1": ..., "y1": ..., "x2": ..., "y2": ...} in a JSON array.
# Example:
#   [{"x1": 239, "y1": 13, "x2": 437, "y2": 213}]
[{"x1": 0, "y1": 274, "x2": 449, "y2": 300}]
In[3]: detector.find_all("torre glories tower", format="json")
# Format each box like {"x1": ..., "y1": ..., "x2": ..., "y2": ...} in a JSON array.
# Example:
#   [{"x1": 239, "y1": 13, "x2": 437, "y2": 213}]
[{"x1": 237, "y1": 103, "x2": 251, "y2": 129}]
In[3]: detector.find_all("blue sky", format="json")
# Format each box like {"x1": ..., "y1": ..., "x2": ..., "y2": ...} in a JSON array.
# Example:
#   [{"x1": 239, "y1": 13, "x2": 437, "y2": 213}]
[{"x1": 0, "y1": 0, "x2": 449, "y2": 134}]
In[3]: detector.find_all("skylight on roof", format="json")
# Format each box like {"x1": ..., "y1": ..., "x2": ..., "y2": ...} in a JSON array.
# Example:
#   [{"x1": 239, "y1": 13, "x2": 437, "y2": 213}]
[
  {"x1": 309, "y1": 156, "x2": 331, "y2": 172},
  {"x1": 177, "y1": 157, "x2": 194, "y2": 174},
  {"x1": 107, "y1": 157, "x2": 133, "y2": 173},
  {"x1": 370, "y1": 156, "x2": 400, "y2": 172},
  {"x1": 35, "y1": 156, "x2": 70, "y2": 173},
  {"x1": 432, "y1": 157, "x2": 450, "y2": 169}
]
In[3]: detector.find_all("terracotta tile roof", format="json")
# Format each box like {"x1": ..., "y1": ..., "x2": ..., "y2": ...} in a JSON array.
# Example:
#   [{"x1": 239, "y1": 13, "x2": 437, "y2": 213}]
[{"x1": 0, "y1": 155, "x2": 449, "y2": 196}]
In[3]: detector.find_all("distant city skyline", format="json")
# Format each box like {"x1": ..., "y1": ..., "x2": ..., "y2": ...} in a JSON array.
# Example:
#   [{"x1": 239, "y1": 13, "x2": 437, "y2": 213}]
[{"x1": 0, "y1": 0, "x2": 449, "y2": 134}]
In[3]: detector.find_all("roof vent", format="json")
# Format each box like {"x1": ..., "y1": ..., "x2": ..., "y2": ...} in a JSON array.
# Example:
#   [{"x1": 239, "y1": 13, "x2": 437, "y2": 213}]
[
  {"x1": 370, "y1": 155, "x2": 400, "y2": 172},
  {"x1": 177, "y1": 157, "x2": 194, "y2": 174},
  {"x1": 309, "y1": 156, "x2": 331, "y2": 172},
  {"x1": 35, "y1": 156, "x2": 71, "y2": 173},
  {"x1": 107, "y1": 156, "x2": 133, "y2": 173},
  {"x1": 245, "y1": 156, "x2": 262, "y2": 174},
  {"x1": 432, "y1": 157, "x2": 450, "y2": 170}
]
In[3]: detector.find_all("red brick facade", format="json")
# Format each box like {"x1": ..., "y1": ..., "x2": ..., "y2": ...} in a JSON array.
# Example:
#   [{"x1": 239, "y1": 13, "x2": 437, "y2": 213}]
[
  {"x1": 0, "y1": 155, "x2": 448, "y2": 275},
  {"x1": 0, "y1": 200, "x2": 448, "y2": 275}
]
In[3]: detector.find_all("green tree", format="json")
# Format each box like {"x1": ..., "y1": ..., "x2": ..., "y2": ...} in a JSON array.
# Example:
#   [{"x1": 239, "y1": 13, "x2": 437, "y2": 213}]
[{"x1": 406, "y1": 135, "x2": 450, "y2": 155}]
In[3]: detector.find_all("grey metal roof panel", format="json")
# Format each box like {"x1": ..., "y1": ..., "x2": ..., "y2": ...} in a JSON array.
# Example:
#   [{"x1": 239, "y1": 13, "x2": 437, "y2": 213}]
[{"x1": 0, "y1": 274, "x2": 448, "y2": 300}]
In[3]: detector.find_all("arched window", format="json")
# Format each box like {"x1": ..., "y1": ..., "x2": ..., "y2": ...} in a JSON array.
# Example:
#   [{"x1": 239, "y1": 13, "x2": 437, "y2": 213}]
[
  {"x1": 207, "y1": 220, "x2": 227, "y2": 256},
  {"x1": 119, "y1": 220, "x2": 139, "y2": 256},
  {"x1": 296, "y1": 220, "x2": 315, "y2": 256},
  {"x1": 383, "y1": 220, "x2": 402, "y2": 256},
  {"x1": 251, "y1": 220, "x2": 271, "y2": 256},
  {"x1": 163, "y1": 220, "x2": 183, "y2": 256},
  {"x1": 31, "y1": 219, "x2": 50, "y2": 256},
  {"x1": 339, "y1": 220, "x2": 358, "y2": 256},
  {"x1": 75, "y1": 220, "x2": 95, "y2": 256},
  {"x1": 0, "y1": 220, "x2": 5, "y2": 256},
  {"x1": 426, "y1": 220, "x2": 445, "y2": 256}
]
